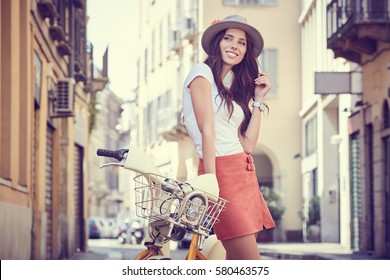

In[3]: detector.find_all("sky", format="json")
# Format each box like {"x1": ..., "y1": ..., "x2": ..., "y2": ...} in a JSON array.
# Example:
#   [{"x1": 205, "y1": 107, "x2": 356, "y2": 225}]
[{"x1": 87, "y1": 0, "x2": 140, "y2": 101}]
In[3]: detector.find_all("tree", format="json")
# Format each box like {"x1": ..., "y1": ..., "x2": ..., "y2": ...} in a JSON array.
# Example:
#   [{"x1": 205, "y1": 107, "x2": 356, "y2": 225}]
[
  {"x1": 259, "y1": 186, "x2": 285, "y2": 224},
  {"x1": 307, "y1": 196, "x2": 320, "y2": 226}
]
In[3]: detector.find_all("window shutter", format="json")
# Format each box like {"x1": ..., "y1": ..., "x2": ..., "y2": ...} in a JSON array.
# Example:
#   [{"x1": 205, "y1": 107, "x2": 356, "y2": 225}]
[
  {"x1": 222, "y1": 0, "x2": 239, "y2": 6},
  {"x1": 263, "y1": 0, "x2": 277, "y2": 6}
]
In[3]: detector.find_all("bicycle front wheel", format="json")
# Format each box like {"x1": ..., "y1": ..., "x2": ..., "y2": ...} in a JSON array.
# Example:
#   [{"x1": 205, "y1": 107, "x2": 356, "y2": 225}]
[
  {"x1": 135, "y1": 249, "x2": 157, "y2": 260},
  {"x1": 135, "y1": 249, "x2": 170, "y2": 260}
]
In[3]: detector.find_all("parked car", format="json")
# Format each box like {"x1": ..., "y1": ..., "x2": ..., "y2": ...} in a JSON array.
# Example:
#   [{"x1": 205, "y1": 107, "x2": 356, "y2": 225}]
[
  {"x1": 107, "y1": 218, "x2": 120, "y2": 239},
  {"x1": 88, "y1": 217, "x2": 112, "y2": 239},
  {"x1": 88, "y1": 218, "x2": 101, "y2": 239},
  {"x1": 117, "y1": 219, "x2": 145, "y2": 245}
]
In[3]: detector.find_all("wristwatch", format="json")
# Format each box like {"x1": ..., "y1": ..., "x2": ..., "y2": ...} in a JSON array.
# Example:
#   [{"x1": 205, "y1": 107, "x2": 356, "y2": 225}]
[{"x1": 252, "y1": 101, "x2": 267, "y2": 112}]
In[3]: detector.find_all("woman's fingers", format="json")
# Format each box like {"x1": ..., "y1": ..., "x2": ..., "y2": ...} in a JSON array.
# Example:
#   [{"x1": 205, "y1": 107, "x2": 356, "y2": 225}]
[
  {"x1": 254, "y1": 73, "x2": 269, "y2": 81},
  {"x1": 254, "y1": 77, "x2": 271, "y2": 86}
]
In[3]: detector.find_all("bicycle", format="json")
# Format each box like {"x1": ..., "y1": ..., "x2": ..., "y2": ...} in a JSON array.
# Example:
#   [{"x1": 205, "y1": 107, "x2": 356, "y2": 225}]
[{"x1": 97, "y1": 145, "x2": 228, "y2": 260}]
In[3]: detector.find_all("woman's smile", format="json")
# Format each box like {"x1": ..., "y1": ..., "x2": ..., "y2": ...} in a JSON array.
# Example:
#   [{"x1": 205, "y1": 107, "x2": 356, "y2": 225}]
[{"x1": 220, "y1": 28, "x2": 247, "y2": 66}]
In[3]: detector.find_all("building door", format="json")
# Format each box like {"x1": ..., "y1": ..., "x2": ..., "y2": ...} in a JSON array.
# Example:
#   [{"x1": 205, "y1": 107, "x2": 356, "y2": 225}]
[
  {"x1": 365, "y1": 125, "x2": 375, "y2": 252},
  {"x1": 74, "y1": 144, "x2": 84, "y2": 251},
  {"x1": 45, "y1": 124, "x2": 55, "y2": 259},
  {"x1": 384, "y1": 135, "x2": 390, "y2": 258},
  {"x1": 32, "y1": 106, "x2": 39, "y2": 259}
]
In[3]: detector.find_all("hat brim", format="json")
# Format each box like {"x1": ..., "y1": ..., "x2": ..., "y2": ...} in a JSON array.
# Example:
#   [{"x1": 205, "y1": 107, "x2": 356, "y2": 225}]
[{"x1": 201, "y1": 21, "x2": 264, "y2": 57}]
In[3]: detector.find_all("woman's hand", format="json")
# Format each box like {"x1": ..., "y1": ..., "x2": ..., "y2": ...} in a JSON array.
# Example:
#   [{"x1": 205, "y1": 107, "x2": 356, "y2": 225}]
[{"x1": 254, "y1": 72, "x2": 272, "y2": 101}]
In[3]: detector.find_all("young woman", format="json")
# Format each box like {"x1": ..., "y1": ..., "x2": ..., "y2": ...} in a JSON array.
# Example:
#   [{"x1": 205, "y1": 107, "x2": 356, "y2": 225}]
[{"x1": 182, "y1": 15, "x2": 276, "y2": 260}]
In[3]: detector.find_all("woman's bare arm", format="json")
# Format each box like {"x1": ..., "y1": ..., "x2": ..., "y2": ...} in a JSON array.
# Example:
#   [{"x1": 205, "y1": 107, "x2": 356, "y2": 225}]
[
  {"x1": 239, "y1": 73, "x2": 271, "y2": 154},
  {"x1": 188, "y1": 76, "x2": 216, "y2": 174},
  {"x1": 239, "y1": 103, "x2": 263, "y2": 154}
]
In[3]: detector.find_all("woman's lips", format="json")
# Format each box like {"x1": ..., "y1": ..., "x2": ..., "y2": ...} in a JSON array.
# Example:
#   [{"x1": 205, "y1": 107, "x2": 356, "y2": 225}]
[{"x1": 226, "y1": 51, "x2": 238, "y2": 58}]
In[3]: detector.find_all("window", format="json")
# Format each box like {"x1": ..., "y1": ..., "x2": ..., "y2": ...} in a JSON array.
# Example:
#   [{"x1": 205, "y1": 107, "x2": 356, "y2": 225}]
[
  {"x1": 368, "y1": 0, "x2": 387, "y2": 19},
  {"x1": 151, "y1": 30, "x2": 155, "y2": 69},
  {"x1": 167, "y1": 14, "x2": 171, "y2": 51},
  {"x1": 159, "y1": 21, "x2": 163, "y2": 65},
  {"x1": 310, "y1": 169, "x2": 317, "y2": 197},
  {"x1": 383, "y1": 99, "x2": 389, "y2": 129},
  {"x1": 157, "y1": 90, "x2": 172, "y2": 134},
  {"x1": 258, "y1": 48, "x2": 278, "y2": 97},
  {"x1": 305, "y1": 116, "x2": 317, "y2": 156},
  {"x1": 223, "y1": 0, "x2": 277, "y2": 6},
  {"x1": 144, "y1": 49, "x2": 148, "y2": 81},
  {"x1": 144, "y1": 100, "x2": 158, "y2": 145},
  {"x1": 223, "y1": 0, "x2": 239, "y2": 5},
  {"x1": 1, "y1": 0, "x2": 11, "y2": 179}
]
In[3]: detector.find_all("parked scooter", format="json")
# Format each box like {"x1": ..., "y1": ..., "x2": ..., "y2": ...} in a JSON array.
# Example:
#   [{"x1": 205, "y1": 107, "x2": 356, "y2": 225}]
[
  {"x1": 118, "y1": 219, "x2": 145, "y2": 245},
  {"x1": 129, "y1": 220, "x2": 145, "y2": 244}
]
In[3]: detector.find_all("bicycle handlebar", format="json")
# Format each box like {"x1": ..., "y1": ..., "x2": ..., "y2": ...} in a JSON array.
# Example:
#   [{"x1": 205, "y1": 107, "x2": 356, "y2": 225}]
[{"x1": 96, "y1": 148, "x2": 129, "y2": 161}]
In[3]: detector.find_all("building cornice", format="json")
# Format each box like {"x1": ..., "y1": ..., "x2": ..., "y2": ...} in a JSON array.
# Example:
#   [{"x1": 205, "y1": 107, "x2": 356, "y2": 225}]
[{"x1": 298, "y1": 0, "x2": 316, "y2": 24}]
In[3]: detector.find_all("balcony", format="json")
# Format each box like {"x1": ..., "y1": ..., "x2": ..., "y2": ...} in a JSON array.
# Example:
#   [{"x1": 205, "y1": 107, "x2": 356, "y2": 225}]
[
  {"x1": 181, "y1": 17, "x2": 197, "y2": 41},
  {"x1": 72, "y1": 0, "x2": 86, "y2": 9},
  {"x1": 37, "y1": 0, "x2": 56, "y2": 21},
  {"x1": 73, "y1": 9, "x2": 87, "y2": 83},
  {"x1": 327, "y1": 0, "x2": 390, "y2": 64}
]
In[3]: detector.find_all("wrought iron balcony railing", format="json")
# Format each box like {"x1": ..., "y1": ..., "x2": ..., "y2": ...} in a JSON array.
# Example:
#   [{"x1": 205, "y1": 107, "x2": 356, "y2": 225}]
[
  {"x1": 37, "y1": 0, "x2": 87, "y2": 82},
  {"x1": 327, "y1": 0, "x2": 390, "y2": 63}
]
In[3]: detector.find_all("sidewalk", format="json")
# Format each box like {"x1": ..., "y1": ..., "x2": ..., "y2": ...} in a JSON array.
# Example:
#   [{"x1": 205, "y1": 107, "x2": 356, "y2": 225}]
[
  {"x1": 69, "y1": 251, "x2": 108, "y2": 260},
  {"x1": 258, "y1": 242, "x2": 383, "y2": 260},
  {"x1": 68, "y1": 242, "x2": 385, "y2": 260}
]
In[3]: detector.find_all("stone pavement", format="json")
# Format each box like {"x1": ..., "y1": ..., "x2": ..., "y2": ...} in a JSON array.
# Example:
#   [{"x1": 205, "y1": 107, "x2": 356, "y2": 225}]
[
  {"x1": 258, "y1": 242, "x2": 384, "y2": 260},
  {"x1": 68, "y1": 242, "x2": 386, "y2": 260}
]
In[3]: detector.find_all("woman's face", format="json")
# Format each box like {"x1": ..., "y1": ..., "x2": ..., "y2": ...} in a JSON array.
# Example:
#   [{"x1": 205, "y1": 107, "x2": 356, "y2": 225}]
[{"x1": 219, "y1": 28, "x2": 247, "y2": 67}]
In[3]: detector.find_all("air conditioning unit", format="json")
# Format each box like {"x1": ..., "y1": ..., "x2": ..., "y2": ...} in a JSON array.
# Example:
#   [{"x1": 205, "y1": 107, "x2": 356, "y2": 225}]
[{"x1": 49, "y1": 78, "x2": 75, "y2": 118}]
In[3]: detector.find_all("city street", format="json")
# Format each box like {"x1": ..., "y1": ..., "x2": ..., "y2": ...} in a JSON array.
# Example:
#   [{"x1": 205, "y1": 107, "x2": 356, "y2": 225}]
[
  {"x1": 71, "y1": 239, "x2": 384, "y2": 260},
  {"x1": 2, "y1": 0, "x2": 389, "y2": 262},
  {"x1": 75, "y1": 239, "x2": 188, "y2": 260}
]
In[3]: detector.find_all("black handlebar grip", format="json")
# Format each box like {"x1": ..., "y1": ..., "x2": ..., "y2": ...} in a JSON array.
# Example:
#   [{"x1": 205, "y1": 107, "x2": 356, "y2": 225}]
[{"x1": 96, "y1": 148, "x2": 128, "y2": 161}]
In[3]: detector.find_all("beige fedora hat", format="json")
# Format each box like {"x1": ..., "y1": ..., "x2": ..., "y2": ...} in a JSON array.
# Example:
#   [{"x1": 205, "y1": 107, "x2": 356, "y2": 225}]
[{"x1": 201, "y1": 15, "x2": 264, "y2": 57}]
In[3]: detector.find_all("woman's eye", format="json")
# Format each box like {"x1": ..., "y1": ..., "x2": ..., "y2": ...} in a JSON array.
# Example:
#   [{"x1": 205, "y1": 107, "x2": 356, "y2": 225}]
[
  {"x1": 223, "y1": 36, "x2": 232, "y2": 41},
  {"x1": 239, "y1": 41, "x2": 246, "y2": 46}
]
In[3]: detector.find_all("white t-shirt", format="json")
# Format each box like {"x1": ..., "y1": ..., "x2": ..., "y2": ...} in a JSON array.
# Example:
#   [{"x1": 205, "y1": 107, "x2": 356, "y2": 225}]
[{"x1": 182, "y1": 63, "x2": 244, "y2": 158}]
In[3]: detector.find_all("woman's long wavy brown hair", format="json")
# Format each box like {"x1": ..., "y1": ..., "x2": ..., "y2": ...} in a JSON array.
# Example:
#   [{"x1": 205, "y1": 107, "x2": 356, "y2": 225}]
[{"x1": 204, "y1": 29, "x2": 259, "y2": 137}]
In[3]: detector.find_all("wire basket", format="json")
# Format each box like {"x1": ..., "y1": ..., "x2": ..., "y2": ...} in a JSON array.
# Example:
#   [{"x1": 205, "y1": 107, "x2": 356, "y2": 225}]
[{"x1": 133, "y1": 173, "x2": 228, "y2": 237}]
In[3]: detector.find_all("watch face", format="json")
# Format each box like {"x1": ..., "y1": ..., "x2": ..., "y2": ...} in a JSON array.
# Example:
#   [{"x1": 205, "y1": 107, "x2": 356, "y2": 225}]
[{"x1": 259, "y1": 103, "x2": 266, "y2": 111}]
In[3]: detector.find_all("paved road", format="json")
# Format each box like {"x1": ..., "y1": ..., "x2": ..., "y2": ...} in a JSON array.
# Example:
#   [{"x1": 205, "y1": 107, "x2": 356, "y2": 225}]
[
  {"x1": 75, "y1": 239, "x2": 384, "y2": 260},
  {"x1": 84, "y1": 238, "x2": 188, "y2": 260}
]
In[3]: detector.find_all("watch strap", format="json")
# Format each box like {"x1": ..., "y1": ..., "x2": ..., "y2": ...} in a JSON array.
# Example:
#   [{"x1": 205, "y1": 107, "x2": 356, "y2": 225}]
[{"x1": 252, "y1": 101, "x2": 266, "y2": 112}]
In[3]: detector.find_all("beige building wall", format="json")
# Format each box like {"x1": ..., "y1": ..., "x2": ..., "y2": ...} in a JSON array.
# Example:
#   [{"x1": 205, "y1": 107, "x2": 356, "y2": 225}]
[
  {"x1": 0, "y1": 0, "x2": 91, "y2": 259},
  {"x1": 358, "y1": 42, "x2": 390, "y2": 257},
  {"x1": 137, "y1": 0, "x2": 198, "y2": 180},
  {"x1": 299, "y1": 0, "x2": 360, "y2": 246},
  {"x1": 324, "y1": 0, "x2": 390, "y2": 258}
]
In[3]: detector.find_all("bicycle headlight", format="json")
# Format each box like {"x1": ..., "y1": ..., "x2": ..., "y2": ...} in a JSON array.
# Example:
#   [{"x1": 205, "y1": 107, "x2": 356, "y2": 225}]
[{"x1": 181, "y1": 193, "x2": 207, "y2": 226}]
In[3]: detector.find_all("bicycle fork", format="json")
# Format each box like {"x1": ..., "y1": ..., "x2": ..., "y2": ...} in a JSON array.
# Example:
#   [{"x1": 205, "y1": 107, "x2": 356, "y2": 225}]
[{"x1": 185, "y1": 234, "x2": 207, "y2": 260}]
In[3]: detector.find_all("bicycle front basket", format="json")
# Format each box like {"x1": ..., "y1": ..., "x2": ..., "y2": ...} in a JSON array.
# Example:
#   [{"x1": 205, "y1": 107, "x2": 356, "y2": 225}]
[
  {"x1": 133, "y1": 173, "x2": 228, "y2": 237},
  {"x1": 133, "y1": 173, "x2": 190, "y2": 222}
]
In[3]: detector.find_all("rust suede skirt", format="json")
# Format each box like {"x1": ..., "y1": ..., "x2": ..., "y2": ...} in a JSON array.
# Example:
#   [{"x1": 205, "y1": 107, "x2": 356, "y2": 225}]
[{"x1": 198, "y1": 152, "x2": 276, "y2": 241}]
